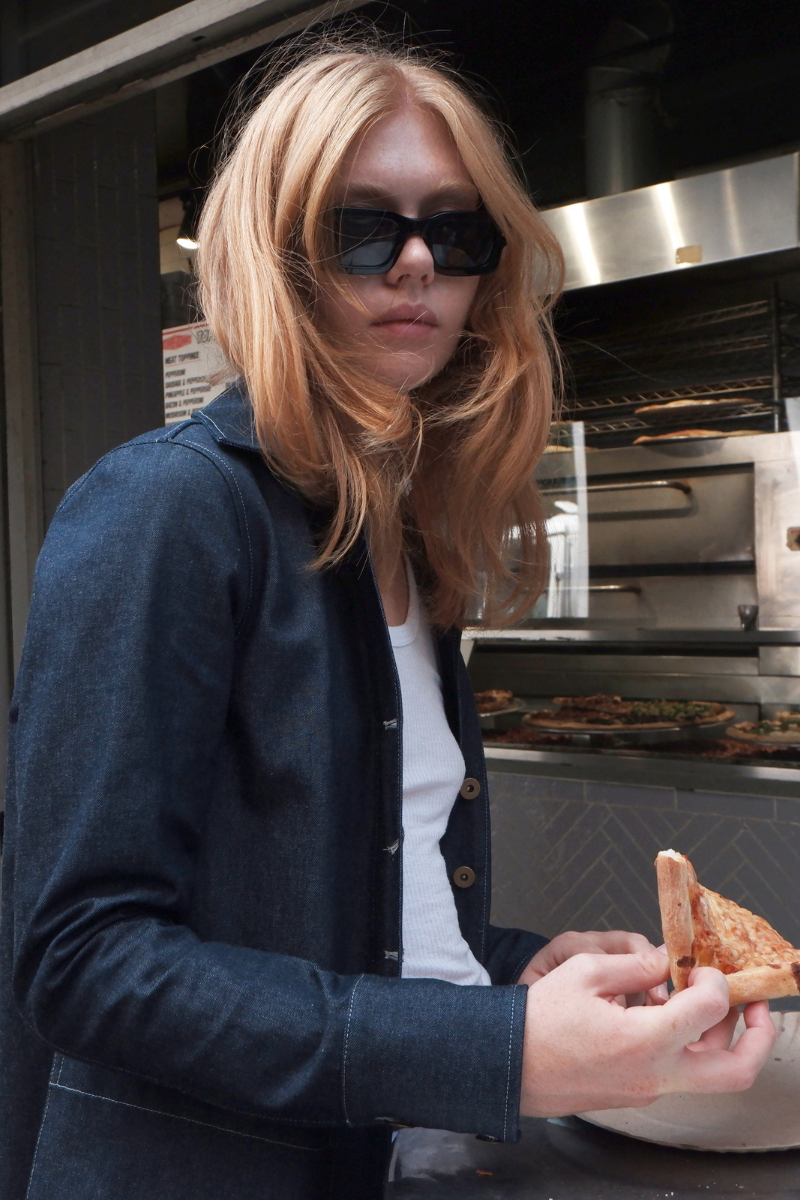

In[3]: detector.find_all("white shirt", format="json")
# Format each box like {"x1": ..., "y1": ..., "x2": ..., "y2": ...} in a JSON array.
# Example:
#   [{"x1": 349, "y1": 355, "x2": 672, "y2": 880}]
[{"x1": 388, "y1": 565, "x2": 491, "y2": 986}]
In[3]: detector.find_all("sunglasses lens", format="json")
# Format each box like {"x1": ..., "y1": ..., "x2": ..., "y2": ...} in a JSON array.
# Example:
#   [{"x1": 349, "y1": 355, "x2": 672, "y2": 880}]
[
  {"x1": 430, "y1": 213, "x2": 500, "y2": 273},
  {"x1": 337, "y1": 210, "x2": 400, "y2": 272}
]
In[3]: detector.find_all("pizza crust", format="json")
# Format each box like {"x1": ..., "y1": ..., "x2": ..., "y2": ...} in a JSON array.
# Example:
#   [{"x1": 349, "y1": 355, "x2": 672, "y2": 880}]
[
  {"x1": 656, "y1": 849, "x2": 800, "y2": 1004},
  {"x1": 726, "y1": 964, "x2": 800, "y2": 1006},
  {"x1": 656, "y1": 850, "x2": 696, "y2": 991}
]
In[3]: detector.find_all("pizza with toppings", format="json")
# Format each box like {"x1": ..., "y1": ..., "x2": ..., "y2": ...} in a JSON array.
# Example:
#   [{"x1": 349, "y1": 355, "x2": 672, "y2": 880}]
[
  {"x1": 474, "y1": 688, "x2": 515, "y2": 714},
  {"x1": 521, "y1": 694, "x2": 734, "y2": 733},
  {"x1": 726, "y1": 711, "x2": 800, "y2": 745},
  {"x1": 656, "y1": 850, "x2": 800, "y2": 1005}
]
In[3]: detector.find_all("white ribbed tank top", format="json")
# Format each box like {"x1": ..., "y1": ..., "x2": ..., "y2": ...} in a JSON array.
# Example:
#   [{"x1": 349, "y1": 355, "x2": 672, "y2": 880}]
[{"x1": 388, "y1": 565, "x2": 490, "y2": 986}]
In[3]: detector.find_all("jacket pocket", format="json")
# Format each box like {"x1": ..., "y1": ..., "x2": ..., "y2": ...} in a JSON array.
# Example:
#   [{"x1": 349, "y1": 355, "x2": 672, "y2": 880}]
[{"x1": 25, "y1": 1056, "x2": 331, "y2": 1200}]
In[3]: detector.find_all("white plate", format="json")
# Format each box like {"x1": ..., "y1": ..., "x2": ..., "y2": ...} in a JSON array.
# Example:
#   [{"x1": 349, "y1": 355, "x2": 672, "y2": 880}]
[{"x1": 579, "y1": 1012, "x2": 800, "y2": 1152}]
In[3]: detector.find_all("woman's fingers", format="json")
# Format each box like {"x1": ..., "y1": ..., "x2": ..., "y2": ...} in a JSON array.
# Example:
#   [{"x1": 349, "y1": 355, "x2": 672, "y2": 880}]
[
  {"x1": 521, "y1": 954, "x2": 775, "y2": 1116},
  {"x1": 573, "y1": 948, "x2": 671, "y2": 998},
  {"x1": 577, "y1": 930, "x2": 655, "y2": 955},
  {"x1": 656, "y1": 967, "x2": 732, "y2": 1046},
  {"x1": 519, "y1": 929, "x2": 663, "y2": 985},
  {"x1": 660, "y1": 983, "x2": 776, "y2": 1093},
  {"x1": 687, "y1": 1004, "x2": 739, "y2": 1052},
  {"x1": 728, "y1": 1001, "x2": 776, "y2": 1061},
  {"x1": 678, "y1": 1010, "x2": 776, "y2": 1093},
  {"x1": 645, "y1": 982, "x2": 670, "y2": 1005}
]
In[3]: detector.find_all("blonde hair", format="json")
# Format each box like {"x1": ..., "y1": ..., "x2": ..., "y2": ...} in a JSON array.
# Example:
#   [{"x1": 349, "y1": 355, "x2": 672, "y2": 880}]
[{"x1": 197, "y1": 42, "x2": 563, "y2": 627}]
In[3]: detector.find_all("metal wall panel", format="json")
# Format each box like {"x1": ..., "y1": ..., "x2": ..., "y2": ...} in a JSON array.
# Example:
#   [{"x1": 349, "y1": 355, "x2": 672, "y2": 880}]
[
  {"x1": 32, "y1": 96, "x2": 163, "y2": 529},
  {"x1": 541, "y1": 154, "x2": 800, "y2": 290}
]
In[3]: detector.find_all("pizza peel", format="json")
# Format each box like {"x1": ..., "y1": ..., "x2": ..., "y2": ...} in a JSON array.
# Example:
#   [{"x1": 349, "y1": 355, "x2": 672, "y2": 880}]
[{"x1": 578, "y1": 1012, "x2": 800, "y2": 1152}]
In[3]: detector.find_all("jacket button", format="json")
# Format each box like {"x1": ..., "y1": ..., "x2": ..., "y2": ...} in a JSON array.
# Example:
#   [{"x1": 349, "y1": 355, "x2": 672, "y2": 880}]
[
  {"x1": 460, "y1": 777, "x2": 481, "y2": 799},
  {"x1": 453, "y1": 865, "x2": 476, "y2": 888}
]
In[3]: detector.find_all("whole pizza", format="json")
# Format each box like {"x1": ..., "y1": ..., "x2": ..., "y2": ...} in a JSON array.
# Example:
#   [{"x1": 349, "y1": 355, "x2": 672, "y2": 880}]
[
  {"x1": 522, "y1": 693, "x2": 735, "y2": 733},
  {"x1": 726, "y1": 711, "x2": 800, "y2": 745}
]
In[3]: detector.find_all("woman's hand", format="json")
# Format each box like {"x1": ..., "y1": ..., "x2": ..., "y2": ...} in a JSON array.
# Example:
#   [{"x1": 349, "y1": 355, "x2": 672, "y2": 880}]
[
  {"x1": 519, "y1": 949, "x2": 776, "y2": 1117},
  {"x1": 518, "y1": 930, "x2": 670, "y2": 1005}
]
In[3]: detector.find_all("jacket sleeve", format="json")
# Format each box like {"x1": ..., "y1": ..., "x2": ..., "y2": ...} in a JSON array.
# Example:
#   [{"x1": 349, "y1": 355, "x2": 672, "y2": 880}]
[
  {"x1": 483, "y1": 926, "x2": 550, "y2": 985},
  {"x1": 8, "y1": 439, "x2": 528, "y2": 1143}
]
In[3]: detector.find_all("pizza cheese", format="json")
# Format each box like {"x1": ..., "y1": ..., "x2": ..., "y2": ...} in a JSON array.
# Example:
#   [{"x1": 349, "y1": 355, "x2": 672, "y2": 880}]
[
  {"x1": 656, "y1": 849, "x2": 800, "y2": 1005},
  {"x1": 727, "y1": 711, "x2": 800, "y2": 745}
]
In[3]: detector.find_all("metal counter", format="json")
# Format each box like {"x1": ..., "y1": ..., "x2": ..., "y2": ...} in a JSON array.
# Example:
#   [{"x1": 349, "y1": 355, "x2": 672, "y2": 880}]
[
  {"x1": 484, "y1": 745, "x2": 800, "y2": 800},
  {"x1": 388, "y1": 1116, "x2": 800, "y2": 1197}
]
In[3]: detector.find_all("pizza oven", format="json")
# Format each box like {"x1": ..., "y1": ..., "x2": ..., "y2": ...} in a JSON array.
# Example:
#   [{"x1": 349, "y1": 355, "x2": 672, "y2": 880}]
[{"x1": 463, "y1": 162, "x2": 800, "y2": 796}]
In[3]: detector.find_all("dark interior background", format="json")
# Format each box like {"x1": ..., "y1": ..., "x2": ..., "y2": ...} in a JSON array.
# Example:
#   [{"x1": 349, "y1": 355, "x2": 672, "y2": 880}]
[
  {"x1": 6, "y1": 0, "x2": 800, "y2": 208},
  {"x1": 154, "y1": 0, "x2": 800, "y2": 209}
]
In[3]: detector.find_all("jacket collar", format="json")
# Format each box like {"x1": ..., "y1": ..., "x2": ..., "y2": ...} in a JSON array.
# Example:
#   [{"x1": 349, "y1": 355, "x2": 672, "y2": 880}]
[
  {"x1": 191, "y1": 381, "x2": 464, "y2": 656},
  {"x1": 192, "y1": 381, "x2": 261, "y2": 454}
]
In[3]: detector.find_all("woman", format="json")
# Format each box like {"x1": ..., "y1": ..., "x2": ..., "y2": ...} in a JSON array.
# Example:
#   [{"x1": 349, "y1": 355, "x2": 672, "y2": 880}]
[{"x1": 0, "y1": 42, "x2": 774, "y2": 1200}]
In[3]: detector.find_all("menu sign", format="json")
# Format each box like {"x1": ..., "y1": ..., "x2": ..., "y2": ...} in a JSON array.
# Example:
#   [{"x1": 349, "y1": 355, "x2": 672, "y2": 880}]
[{"x1": 162, "y1": 321, "x2": 229, "y2": 424}]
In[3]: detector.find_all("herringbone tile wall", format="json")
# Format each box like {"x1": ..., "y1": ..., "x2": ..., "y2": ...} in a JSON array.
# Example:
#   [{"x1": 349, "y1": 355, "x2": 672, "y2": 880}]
[{"x1": 488, "y1": 771, "x2": 800, "y2": 948}]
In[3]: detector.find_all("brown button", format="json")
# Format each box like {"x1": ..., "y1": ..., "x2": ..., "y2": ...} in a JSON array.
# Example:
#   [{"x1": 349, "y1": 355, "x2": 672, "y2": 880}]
[
  {"x1": 453, "y1": 865, "x2": 476, "y2": 889},
  {"x1": 460, "y1": 777, "x2": 481, "y2": 800}
]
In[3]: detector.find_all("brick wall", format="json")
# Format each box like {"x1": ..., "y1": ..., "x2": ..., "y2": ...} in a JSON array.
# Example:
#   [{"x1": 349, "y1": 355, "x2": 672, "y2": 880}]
[{"x1": 488, "y1": 770, "x2": 800, "y2": 949}]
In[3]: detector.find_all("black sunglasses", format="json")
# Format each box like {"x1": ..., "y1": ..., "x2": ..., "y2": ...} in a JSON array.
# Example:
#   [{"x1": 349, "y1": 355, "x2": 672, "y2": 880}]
[{"x1": 332, "y1": 207, "x2": 506, "y2": 276}]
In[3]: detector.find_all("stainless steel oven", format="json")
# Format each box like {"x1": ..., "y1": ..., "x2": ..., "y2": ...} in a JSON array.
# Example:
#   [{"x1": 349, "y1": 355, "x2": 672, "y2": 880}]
[{"x1": 464, "y1": 152, "x2": 800, "y2": 794}]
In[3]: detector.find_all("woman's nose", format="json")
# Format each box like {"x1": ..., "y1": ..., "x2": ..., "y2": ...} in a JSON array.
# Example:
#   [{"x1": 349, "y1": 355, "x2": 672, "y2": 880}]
[{"x1": 386, "y1": 233, "x2": 435, "y2": 284}]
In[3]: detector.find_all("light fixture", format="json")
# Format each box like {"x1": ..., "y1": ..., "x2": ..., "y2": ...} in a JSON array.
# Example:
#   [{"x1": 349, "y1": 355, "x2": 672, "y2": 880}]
[{"x1": 176, "y1": 198, "x2": 198, "y2": 252}]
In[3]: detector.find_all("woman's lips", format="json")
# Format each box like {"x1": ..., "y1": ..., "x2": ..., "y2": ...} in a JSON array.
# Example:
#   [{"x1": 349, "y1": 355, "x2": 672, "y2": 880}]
[{"x1": 372, "y1": 308, "x2": 438, "y2": 339}]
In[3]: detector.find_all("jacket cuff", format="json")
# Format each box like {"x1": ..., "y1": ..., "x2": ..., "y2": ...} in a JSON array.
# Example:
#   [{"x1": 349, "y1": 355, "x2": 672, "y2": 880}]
[{"x1": 341, "y1": 976, "x2": 528, "y2": 1142}]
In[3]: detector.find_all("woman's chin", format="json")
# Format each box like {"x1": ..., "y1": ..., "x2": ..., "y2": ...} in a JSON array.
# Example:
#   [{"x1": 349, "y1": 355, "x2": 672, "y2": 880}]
[{"x1": 369, "y1": 354, "x2": 442, "y2": 392}]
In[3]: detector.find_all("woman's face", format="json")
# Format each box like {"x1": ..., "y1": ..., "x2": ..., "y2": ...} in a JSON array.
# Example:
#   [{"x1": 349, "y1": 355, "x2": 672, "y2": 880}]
[{"x1": 317, "y1": 105, "x2": 482, "y2": 391}]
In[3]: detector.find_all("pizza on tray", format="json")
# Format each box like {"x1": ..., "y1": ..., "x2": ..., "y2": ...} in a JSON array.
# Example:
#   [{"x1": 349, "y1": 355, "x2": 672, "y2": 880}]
[
  {"x1": 633, "y1": 429, "x2": 764, "y2": 444},
  {"x1": 726, "y1": 711, "x2": 800, "y2": 745},
  {"x1": 656, "y1": 850, "x2": 800, "y2": 1005},
  {"x1": 521, "y1": 694, "x2": 734, "y2": 733},
  {"x1": 634, "y1": 397, "x2": 753, "y2": 416},
  {"x1": 474, "y1": 688, "x2": 515, "y2": 714}
]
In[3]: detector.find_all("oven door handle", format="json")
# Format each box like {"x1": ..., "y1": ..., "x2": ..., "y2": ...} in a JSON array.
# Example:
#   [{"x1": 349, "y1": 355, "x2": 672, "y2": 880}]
[
  {"x1": 541, "y1": 479, "x2": 692, "y2": 496},
  {"x1": 585, "y1": 584, "x2": 642, "y2": 594}
]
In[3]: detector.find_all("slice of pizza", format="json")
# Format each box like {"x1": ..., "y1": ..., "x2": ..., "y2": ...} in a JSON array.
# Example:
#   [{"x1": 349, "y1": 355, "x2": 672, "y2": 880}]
[{"x1": 656, "y1": 849, "x2": 800, "y2": 1005}]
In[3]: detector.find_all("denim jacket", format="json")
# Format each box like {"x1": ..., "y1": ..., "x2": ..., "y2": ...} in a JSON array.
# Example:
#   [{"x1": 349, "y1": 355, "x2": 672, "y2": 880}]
[{"x1": 0, "y1": 384, "x2": 546, "y2": 1200}]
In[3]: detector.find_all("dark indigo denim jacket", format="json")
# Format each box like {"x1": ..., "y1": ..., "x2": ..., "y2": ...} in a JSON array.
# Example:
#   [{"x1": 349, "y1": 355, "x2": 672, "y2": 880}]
[{"x1": 0, "y1": 384, "x2": 546, "y2": 1200}]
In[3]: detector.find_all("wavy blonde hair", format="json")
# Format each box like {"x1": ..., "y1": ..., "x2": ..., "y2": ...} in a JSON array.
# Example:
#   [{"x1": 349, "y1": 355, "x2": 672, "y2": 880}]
[{"x1": 197, "y1": 42, "x2": 563, "y2": 627}]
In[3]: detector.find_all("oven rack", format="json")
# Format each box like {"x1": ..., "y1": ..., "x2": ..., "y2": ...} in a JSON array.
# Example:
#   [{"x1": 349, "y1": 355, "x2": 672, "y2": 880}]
[
  {"x1": 578, "y1": 403, "x2": 775, "y2": 439},
  {"x1": 561, "y1": 299, "x2": 800, "y2": 410},
  {"x1": 564, "y1": 376, "x2": 775, "y2": 417},
  {"x1": 564, "y1": 299, "x2": 800, "y2": 368},
  {"x1": 563, "y1": 341, "x2": 784, "y2": 398}
]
